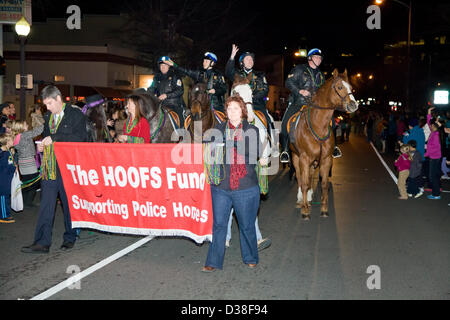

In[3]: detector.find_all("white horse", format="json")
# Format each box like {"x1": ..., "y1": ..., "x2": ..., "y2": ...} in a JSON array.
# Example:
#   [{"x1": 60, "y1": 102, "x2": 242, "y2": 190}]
[{"x1": 230, "y1": 83, "x2": 276, "y2": 159}]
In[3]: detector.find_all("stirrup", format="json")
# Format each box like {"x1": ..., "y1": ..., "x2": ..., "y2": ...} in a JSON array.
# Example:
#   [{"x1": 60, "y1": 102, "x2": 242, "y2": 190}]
[
  {"x1": 332, "y1": 146, "x2": 342, "y2": 158},
  {"x1": 280, "y1": 151, "x2": 290, "y2": 163}
]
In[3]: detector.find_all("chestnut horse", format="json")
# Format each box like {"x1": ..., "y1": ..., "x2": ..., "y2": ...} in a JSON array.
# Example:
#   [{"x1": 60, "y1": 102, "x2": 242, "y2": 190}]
[
  {"x1": 184, "y1": 82, "x2": 225, "y2": 143},
  {"x1": 291, "y1": 69, "x2": 358, "y2": 220}
]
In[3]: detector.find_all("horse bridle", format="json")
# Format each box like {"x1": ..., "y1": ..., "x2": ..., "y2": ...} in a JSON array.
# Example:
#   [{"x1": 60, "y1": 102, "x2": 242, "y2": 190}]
[{"x1": 306, "y1": 79, "x2": 353, "y2": 112}]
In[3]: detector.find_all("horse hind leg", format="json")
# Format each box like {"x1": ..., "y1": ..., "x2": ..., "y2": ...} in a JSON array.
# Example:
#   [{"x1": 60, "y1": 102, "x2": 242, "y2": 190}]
[
  {"x1": 318, "y1": 156, "x2": 332, "y2": 218},
  {"x1": 292, "y1": 154, "x2": 303, "y2": 207},
  {"x1": 307, "y1": 165, "x2": 315, "y2": 203}
]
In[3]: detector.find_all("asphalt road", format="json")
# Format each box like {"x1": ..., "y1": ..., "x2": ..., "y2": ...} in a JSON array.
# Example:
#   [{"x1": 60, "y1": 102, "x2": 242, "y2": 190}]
[{"x1": 1, "y1": 135, "x2": 449, "y2": 301}]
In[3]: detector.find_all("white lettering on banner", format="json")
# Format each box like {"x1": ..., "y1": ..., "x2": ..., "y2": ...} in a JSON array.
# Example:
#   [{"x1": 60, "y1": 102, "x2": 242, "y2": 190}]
[
  {"x1": 72, "y1": 195, "x2": 129, "y2": 220},
  {"x1": 150, "y1": 167, "x2": 162, "y2": 188},
  {"x1": 166, "y1": 168, "x2": 206, "y2": 190},
  {"x1": 66, "y1": 165, "x2": 205, "y2": 190},
  {"x1": 132, "y1": 201, "x2": 167, "y2": 218},
  {"x1": 173, "y1": 202, "x2": 208, "y2": 223},
  {"x1": 66, "y1": 164, "x2": 99, "y2": 185},
  {"x1": 101, "y1": 166, "x2": 162, "y2": 188}
]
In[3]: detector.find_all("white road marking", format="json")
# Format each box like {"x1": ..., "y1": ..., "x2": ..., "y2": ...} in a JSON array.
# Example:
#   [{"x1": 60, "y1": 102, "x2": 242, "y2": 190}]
[
  {"x1": 370, "y1": 142, "x2": 398, "y2": 184},
  {"x1": 30, "y1": 235, "x2": 154, "y2": 300}
]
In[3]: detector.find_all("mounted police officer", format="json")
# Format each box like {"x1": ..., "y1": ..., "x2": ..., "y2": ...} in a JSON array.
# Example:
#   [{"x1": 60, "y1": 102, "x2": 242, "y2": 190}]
[
  {"x1": 147, "y1": 56, "x2": 185, "y2": 124},
  {"x1": 225, "y1": 44, "x2": 273, "y2": 131},
  {"x1": 164, "y1": 52, "x2": 227, "y2": 112},
  {"x1": 279, "y1": 48, "x2": 342, "y2": 163}
]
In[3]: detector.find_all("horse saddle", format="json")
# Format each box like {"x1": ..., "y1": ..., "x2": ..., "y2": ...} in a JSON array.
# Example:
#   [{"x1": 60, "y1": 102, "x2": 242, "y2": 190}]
[
  {"x1": 184, "y1": 110, "x2": 226, "y2": 130},
  {"x1": 253, "y1": 110, "x2": 268, "y2": 128},
  {"x1": 287, "y1": 105, "x2": 309, "y2": 144},
  {"x1": 167, "y1": 110, "x2": 180, "y2": 130}
]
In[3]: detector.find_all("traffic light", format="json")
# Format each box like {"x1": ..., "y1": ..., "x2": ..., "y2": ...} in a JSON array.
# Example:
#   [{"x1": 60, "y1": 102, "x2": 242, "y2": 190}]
[{"x1": 0, "y1": 55, "x2": 5, "y2": 76}]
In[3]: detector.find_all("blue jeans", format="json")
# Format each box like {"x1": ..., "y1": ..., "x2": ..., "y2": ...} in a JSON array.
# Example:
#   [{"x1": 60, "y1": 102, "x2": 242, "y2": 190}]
[
  {"x1": 205, "y1": 185, "x2": 260, "y2": 269},
  {"x1": 226, "y1": 210, "x2": 262, "y2": 242}
]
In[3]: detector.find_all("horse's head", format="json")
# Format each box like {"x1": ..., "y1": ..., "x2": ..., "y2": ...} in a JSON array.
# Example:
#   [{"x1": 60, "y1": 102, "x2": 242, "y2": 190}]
[
  {"x1": 231, "y1": 75, "x2": 252, "y2": 104},
  {"x1": 329, "y1": 69, "x2": 359, "y2": 113},
  {"x1": 189, "y1": 82, "x2": 210, "y2": 120},
  {"x1": 231, "y1": 75, "x2": 254, "y2": 120}
]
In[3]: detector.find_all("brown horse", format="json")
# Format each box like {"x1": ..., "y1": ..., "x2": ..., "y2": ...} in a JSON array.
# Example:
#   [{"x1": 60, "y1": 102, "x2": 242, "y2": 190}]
[
  {"x1": 290, "y1": 69, "x2": 358, "y2": 220},
  {"x1": 184, "y1": 82, "x2": 225, "y2": 143}
]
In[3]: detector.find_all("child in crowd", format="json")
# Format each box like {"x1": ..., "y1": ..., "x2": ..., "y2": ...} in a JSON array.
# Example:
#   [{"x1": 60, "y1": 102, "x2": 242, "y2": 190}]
[
  {"x1": 395, "y1": 144, "x2": 412, "y2": 200},
  {"x1": 10, "y1": 120, "x2": 43, "y2": 207},
  {"x1": 406, "y1": 140, "x2": 423, "y2": 198},
  {"x1": 0, "y1": 133, "x2": 16, "y2": 223}
]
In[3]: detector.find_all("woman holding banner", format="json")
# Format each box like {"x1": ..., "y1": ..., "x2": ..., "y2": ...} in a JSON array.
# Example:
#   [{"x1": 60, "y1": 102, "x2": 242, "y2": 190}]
[
  {"x1": 117, "y1": 94, "x2": 151, "y2": 144},
  {"x1": 202, "y1": 95, "x2": 267, "y2": 272}
]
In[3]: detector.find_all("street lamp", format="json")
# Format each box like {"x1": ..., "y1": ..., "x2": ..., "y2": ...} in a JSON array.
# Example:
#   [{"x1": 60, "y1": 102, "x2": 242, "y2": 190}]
[
  {"x1": 15, "y1": 16, "x2": 31, "y2": 120},
  {"x1": 376, "y1": 0, "x2": 412, "y2": 111}
]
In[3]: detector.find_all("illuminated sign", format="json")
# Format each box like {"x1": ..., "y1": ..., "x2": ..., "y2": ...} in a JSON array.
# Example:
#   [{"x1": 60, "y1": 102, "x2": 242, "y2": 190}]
[{"x1": 434, "y1": 90, "x2": 449, "y2": 105}]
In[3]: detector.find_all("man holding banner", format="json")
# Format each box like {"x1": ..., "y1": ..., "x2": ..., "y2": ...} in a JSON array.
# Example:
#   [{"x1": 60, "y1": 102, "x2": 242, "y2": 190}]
[{"x1": 21, "y1": 85, "x2": 88, "y2": 254}]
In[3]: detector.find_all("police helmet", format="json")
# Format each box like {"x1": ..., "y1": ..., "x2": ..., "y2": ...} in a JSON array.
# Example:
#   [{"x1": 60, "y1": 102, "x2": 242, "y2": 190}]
[
  {"x1": 307, "y1": 48, "x2": 323, "y2": 59},
  {"x1": 158, "y1": 56, "x2": 171, "y2": 64},
  {"x1": 204, "y1": 52, "x2": 218, "y2": 63},
  {"x1": 239, "y1": 52, "x2": 255, "y2": 64}
]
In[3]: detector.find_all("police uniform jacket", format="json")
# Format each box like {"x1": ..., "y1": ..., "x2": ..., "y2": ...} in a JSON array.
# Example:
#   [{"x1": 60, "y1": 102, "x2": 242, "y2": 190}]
[
  {"x1": 147, "y1": 69, "x2": 184, "y2": 109},
  {"x1": 174, "y1": 65, "x2": 227, "y2": 110},
  {"x1": 225, "y1": 59, "x2": 269, "y2": 110},
  {"x1": 285, "y1": 64, "x2": 324, "y2": 108}
]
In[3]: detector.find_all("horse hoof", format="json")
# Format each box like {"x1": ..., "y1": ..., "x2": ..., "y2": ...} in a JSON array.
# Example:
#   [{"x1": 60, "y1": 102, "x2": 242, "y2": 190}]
[
  {"x1": 301, "y1": 214, "x2": 310, "y2": 221},
  {"x1": 320, "y1": 212, "x2": 329, "y2": 218}
]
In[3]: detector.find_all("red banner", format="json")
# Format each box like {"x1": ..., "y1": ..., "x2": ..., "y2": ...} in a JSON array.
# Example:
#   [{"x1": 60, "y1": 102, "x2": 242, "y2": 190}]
[{"x1": 54, "y1": 143, "x2": 213, "y2": 243}]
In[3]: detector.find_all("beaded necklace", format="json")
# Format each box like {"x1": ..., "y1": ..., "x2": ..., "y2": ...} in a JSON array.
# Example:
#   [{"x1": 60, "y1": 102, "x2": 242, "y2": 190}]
[
  {"x1": 125, "y1": 116, "x2": 138, "y2": 134},
  {"x1": 42, "y1": 103, "x2": 66, "y2": 180},
  {"x1": 49, "y1": 104, "x2": 66, "y2": 134}
]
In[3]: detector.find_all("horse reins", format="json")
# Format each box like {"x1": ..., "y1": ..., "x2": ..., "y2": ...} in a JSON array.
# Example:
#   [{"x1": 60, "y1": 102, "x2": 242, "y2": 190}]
[{"x1": 150, "y1": 107, "x2": 166, "y2": 140}]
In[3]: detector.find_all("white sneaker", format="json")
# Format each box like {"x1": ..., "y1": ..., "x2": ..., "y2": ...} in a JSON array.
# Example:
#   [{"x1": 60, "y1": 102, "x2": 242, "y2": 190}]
[
  {"x1": 407, "y1": 193, "x2": 413, "y2": 197},
  {"x1": 414, "y1": 191, "x2": 424, "y2": 198},
  {"x1": 225, "y1": 240, "x2": 230, "y2": 248},
  {"x1": 441, "y1": 175, "x2": 450, "y2": 180}
]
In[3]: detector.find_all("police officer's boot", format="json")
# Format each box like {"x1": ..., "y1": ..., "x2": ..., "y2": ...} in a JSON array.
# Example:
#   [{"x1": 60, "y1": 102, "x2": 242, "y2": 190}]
[{"x1": 280, "y1": 135, "x2": 290, "y2": 163}]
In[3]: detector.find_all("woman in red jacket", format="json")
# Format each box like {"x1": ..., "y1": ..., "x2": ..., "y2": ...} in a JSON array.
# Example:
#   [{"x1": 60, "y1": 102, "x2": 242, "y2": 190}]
[{"x1": 118, "y1": 95, "x2": 151, "y2": 144}]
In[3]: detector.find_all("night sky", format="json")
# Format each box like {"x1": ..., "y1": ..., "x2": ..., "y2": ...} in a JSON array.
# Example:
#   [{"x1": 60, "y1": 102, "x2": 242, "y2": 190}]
[{"x1": 31, "y1": 0, "x2": 450, "y2": 59}]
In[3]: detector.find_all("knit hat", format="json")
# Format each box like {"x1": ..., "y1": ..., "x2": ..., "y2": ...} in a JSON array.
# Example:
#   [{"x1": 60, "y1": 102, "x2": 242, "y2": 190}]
[{"x1": 408, "y1": 118, "x2": 418, "y2": 127}]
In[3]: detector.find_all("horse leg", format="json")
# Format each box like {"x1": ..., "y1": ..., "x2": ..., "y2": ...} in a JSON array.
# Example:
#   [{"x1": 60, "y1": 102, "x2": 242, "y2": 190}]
[
  {"x1": 292, "y1": 153, "x2": 303, "y2": 207},
  {"x1": 299, "y1": 155, "x2": 311, "y2": 220},
  {"x1": 318, "y1": 156, "x2": 332, "y2": 218}
]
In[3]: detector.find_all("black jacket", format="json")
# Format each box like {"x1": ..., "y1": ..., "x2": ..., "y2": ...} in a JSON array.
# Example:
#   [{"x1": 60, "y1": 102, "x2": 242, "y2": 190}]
[
  {"x1": 285, "y1": 64, "x2": 324, "y2": 108},
  {"x1": 42, "y1": 105, "x2": 87, "y2": 178},
  {"x1": 43, "y1": 105, "x2": 88, "y2": 143},
  {"x1": 174, "y1": 65, "x2": 227, "y2": 110},
  {"x1": 225, "y1": 58, "x2": 269, "y2": 110},
  {"x1": 147, "y1": 69, "x2": 184, "y2": 109}
]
